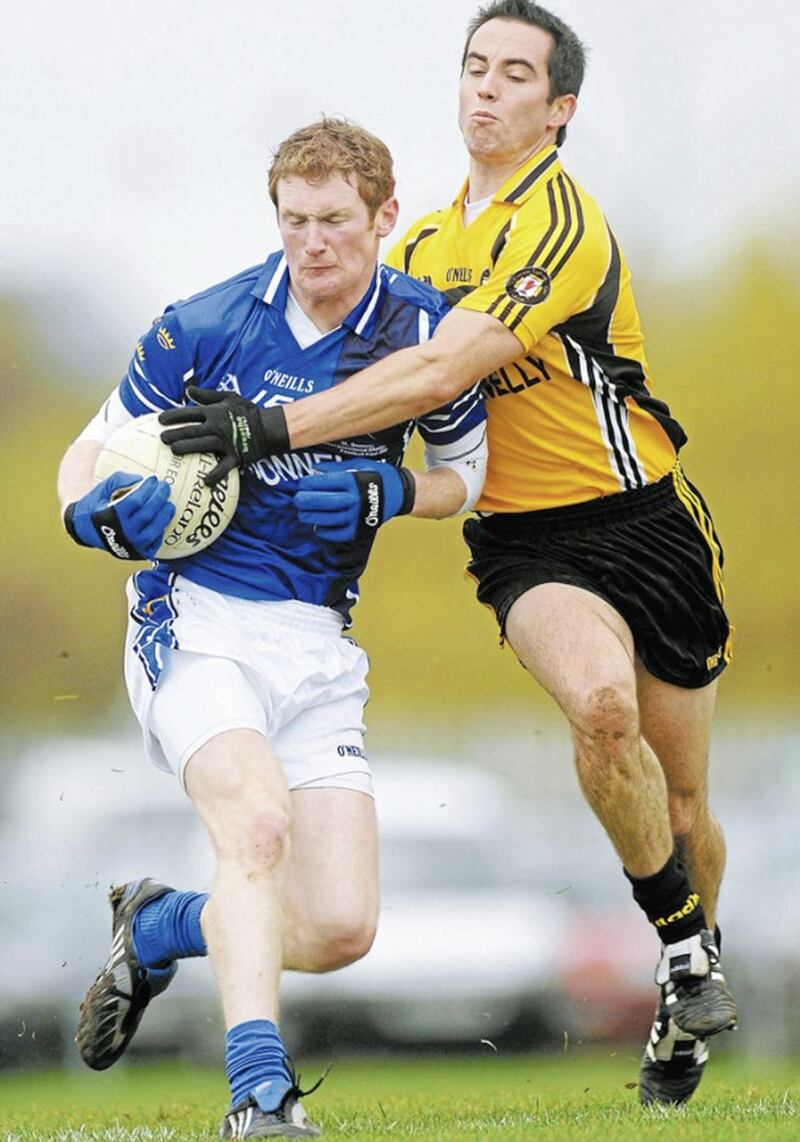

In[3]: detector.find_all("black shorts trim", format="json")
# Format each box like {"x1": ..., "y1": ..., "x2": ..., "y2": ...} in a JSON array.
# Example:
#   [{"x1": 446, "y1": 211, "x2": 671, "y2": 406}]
[{"x1": 463, "y1": 471, "x2": 732, "y2": 689}]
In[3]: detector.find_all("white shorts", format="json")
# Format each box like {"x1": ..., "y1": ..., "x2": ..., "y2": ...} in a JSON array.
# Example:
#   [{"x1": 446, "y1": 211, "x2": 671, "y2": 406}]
[{"x1": 124, "y1": 576, "x2": 372, "y2": 794}]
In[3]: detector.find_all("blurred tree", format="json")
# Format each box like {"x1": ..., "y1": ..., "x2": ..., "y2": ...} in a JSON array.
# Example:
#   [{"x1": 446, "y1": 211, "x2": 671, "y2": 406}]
[
  {"x1": 0, "y1": 298, "x2": 131, "y2": 735},
  {"x1": 640, "y1": 248, "x2": 800, "y2": 720},
  {"x1": 1, "y1": 244, "x2": 797, "y2": 738}
]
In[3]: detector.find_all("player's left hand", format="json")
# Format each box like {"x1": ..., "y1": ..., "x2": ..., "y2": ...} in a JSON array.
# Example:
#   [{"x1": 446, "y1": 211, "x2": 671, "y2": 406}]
[{"x1": 295, "y1": 459, "x2": 416, "y2": 543}]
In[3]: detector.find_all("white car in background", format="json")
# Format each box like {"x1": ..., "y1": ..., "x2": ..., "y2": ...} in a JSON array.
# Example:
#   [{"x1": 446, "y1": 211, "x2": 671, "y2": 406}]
[
  {"x1": 281, "y1": 760, "x2": 574, "y2": 1050},
  {"x1": 0, "y1": 739, "x2": 573, "y2": 1061}
]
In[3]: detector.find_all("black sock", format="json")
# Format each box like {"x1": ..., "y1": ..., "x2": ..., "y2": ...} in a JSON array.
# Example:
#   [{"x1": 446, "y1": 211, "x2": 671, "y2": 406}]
[{"x1": 624, "y1": 852, "x2": 707, "y2": 943}]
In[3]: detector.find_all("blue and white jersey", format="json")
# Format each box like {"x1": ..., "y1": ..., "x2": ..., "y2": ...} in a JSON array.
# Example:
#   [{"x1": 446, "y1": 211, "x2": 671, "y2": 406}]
[{"x1": 110, "y1": 252, "x2": 485, "y2": 629}]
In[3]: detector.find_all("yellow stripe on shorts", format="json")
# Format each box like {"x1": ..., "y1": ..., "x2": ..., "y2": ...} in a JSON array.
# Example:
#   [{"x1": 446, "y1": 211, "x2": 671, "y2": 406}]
[{"x1": 671, "y1": 464, "x2": 725, "y2": 604}]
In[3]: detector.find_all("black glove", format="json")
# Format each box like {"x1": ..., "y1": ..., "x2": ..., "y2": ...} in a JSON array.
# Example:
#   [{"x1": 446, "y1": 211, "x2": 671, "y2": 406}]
[{"x1": 159, "y1": 386, "x2": 291, "y2": 485}]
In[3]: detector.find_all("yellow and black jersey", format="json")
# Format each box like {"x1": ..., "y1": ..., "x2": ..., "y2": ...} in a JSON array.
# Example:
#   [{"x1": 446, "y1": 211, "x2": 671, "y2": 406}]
[{"x1": 386, "y1": 145, "x2": 685, "y2": 513}]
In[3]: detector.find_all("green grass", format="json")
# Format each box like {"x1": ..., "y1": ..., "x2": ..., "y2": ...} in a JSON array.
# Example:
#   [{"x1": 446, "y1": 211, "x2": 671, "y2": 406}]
[{"x1": 1, "y1": 1051, "x2": 799, "y2": 1140}]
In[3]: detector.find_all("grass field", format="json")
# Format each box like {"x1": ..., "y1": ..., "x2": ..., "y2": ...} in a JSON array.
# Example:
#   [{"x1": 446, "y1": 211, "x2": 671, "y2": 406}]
[{"x1": 1, "y1": 1050, "x2": 799, "y2": 1141}]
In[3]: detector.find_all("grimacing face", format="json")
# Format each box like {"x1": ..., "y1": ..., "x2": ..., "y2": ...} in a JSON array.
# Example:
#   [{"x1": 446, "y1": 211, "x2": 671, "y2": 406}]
[
  {"x1": 276, "y1": 173, "x2": 397, "y2": 321},
  {"x1": 459, "y1": 18, "x2": 575, "y2": 169}
]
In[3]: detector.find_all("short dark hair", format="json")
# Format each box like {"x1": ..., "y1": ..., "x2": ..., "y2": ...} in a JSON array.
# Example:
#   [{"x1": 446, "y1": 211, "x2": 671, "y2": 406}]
[{"x1": 462, "y1": 1, "x2": 587, "y2": 146}]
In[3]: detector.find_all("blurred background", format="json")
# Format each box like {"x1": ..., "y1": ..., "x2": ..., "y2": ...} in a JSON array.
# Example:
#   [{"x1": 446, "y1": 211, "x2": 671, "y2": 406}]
[{"x1": 1, "y1": 0, "x2": 798, "y2": 1071}]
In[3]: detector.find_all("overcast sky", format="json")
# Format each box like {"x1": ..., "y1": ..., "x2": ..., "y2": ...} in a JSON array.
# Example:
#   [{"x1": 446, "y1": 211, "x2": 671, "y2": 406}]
[{"x1": 2, "y1": 0, "x2": 798, "y2": 365}]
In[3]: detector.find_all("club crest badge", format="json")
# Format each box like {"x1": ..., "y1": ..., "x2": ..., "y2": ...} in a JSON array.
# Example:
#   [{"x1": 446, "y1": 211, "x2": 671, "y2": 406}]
[
  {"x1": 157, "y1": 325, "x2": 176, "y2": 351},
  {"x1": 505, "y1": 266, "x2": 551, "y2": 305}
]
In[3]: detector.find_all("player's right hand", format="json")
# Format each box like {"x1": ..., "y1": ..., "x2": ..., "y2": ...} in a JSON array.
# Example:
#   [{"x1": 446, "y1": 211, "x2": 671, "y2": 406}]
[
  {"x1": 159, "y1": 386, "x2": 291, "y2": 485},
  {"x1": 63, "y1": 472, "x2": 175, "y2": 561}
]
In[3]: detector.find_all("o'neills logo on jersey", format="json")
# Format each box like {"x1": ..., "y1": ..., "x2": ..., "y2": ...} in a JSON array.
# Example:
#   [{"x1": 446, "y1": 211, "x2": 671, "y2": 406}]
[
  {"x1": 157, "y1": 325, "x2": 176, "y2": 350},
  {"x1": 337, "y1": 744, "x2": 367, "y2": 760},
  {"x1": 263, "y1": 369, "x2": 315, "y2": 394},
  {"x1": 505, "y1": 266, "x2": 551, "y2": 305}
]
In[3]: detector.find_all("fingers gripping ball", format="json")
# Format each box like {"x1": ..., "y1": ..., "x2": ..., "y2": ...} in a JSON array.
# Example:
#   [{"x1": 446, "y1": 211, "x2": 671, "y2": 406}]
[
  {"x1": 93, "y1": 414, "x2": 240, "y2": 558},
  {"x1": 64, "y1": 472, "x2": 174, "y2": 561},
  {"x1": 159, "y1": 385, "x2": 291, "y2": 485}
]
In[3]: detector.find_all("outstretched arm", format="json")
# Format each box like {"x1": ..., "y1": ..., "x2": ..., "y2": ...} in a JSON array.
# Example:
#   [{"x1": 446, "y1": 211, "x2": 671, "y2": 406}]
[
  {"x1": 284, "y1": 307, "x2": 520, "y2": 449},
  {"x1": 159, "y1": 308, "x2": 520, "y2": 473}
]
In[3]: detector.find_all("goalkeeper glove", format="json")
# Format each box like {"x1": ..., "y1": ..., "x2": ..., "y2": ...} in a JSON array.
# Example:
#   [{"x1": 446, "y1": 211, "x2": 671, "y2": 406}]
[
  {"x1": 295, "y1": 459, "x2": 416, "y2": 543},
  {"x1": 64, "y1": 472, "x2": 175, "y2": 560},
  {"x1": 159, "y1": 386, "x2": 291, "y2": 485}
]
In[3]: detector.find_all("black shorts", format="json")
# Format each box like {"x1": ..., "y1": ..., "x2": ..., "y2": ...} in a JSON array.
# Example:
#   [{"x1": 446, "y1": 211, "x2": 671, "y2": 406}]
[{"x1": 463, "y1": 468, "x2": 732, "y2": 689}]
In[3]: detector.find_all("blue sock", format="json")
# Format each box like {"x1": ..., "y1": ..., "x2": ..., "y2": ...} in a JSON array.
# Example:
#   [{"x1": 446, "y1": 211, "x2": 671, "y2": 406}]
[
  {"x1": 226, "y1": 1019, "x2": 292, "y2": 1110},
  {"x1": 132, "y1": 890, "x2": 208, "y2": 967}
]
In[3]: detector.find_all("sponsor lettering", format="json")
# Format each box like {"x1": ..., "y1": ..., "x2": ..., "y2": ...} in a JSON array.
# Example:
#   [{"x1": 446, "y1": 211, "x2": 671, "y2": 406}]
[
  {"x1": 445, "y1": 266, "x2": 472, "y2": 283},
  {"x1": 162, "y1": 452, "x2": 183, "y2": 488},
  {"x1": 262, "y1": 369, "x2": 315, "y2": 394},
  {"x1": 364, "y1": 478, "x2": 381, "y2": 528},
  {"x1": 480, "y1": 358, "x2": 550, "y2": 399},
  {"x1": 337, "y1": 744, "x2": 367, "y2": 760},
  {"x1": 163, "y1": 457, "x2": 229, "y2": 548},
  {"x1": 252, "y1": 450, "x2": 338, "y2": 487},
  {"x1": 231, "y1": 413, "x2": 252, "y2": 458},
  {"x1": 655, "y1": 893, "x2": 702, "y2": 928},
  {"x1": 100, "y1": 524, "x2": 131, "y2": 559}
]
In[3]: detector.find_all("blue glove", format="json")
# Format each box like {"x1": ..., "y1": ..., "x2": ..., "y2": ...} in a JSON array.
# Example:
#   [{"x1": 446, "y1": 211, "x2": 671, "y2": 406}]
[
  {"x1": 64, "y1": 472, "x2": 175, "y2": 560},
  {"x1": 295, "y1": 459, "x2": 416, "y2": 543}
]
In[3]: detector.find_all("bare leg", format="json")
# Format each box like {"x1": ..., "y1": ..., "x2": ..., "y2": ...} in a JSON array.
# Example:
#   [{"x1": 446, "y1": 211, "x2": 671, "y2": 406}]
[
  {"x1": 184, "y1": 728, "x2": 291, "y2": 1029},
  {"x1": 636, "y1": 666, "x2": 725, "y2": 929},
  {"x1": 505, "y1": 583, "x2": 673, "y2": 876},
  {"x1": 280, "y1": 788, "x2": 378, "y2": 972}
]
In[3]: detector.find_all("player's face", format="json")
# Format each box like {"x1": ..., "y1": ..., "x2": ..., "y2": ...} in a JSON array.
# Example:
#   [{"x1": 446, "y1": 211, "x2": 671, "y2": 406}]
[
  {"x1": 277, "y1": 174, "x2": 398, "y2": 324},
  {"x1": 459, "y1": 18, "x2": 575, "y2": 169}
]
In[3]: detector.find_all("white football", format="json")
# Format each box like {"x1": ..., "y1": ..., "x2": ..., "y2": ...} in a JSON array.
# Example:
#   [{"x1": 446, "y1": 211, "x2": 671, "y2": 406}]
[{"x1": 93, "y1": 413, "x2": 240, "y2": 559}]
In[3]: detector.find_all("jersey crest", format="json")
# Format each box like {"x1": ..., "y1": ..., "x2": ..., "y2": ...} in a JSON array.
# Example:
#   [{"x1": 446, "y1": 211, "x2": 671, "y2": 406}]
[{"x1": 504, "y1": 266, "x2": 551, "y2": 305}]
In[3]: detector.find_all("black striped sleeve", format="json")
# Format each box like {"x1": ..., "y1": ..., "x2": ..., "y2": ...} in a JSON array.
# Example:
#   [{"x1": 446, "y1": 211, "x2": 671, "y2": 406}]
[{"x1": 403, "y1": 226, "x2": 439, "y2": 274}]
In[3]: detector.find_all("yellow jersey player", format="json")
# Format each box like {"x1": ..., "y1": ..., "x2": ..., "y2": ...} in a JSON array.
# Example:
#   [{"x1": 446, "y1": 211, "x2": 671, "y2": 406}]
[{"x1": 162, "y1": 2, "x2": 737, "y2": 1108}]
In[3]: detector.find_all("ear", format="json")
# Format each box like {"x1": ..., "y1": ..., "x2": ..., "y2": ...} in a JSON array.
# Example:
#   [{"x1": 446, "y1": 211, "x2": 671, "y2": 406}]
[
  {"x1": 548, "y1": 93, "x2": 578, "y2": 132},
  {"x1": 374, "y1": 196, "x2": 400, "y2": 239}
]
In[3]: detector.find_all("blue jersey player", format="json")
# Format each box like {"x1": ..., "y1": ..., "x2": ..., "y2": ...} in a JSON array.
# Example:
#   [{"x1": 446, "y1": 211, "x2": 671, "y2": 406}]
[{"x1": 57, "y1": 118, "x2": 487, "y2": 1140}]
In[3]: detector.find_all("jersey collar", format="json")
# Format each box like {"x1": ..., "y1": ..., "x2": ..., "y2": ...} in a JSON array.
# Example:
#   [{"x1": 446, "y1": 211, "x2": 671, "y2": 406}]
[
  {"x1": 456, "y1": 144, "x2": 562, "y2": 210},
  {"x1": 252, "y1": 254, "x2": 383, "y2": 340},
  {"x1": 252, "y1": 251, "x2": 290, "y2": 308}
]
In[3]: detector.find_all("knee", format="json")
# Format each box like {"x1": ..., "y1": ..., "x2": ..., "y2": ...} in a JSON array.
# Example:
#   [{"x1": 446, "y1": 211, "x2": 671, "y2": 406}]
[
  {"x1": 305, "y1": 912, "x2": 377, "y2": 973},
  {"x1": 667, "y1": 786, "x2": 709, "y2": 837},
  {"x1": 218, "y1": 800, "x2": 292, "y2": 873},
  {"x1": 571, "y1": 683, "x2": 639, "y2": 753}
]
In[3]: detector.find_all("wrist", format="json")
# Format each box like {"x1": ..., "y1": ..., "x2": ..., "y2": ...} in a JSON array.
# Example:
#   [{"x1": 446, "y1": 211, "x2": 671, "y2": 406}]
[
  {"x1": 63, "y1": 501, "x2": 90, "y2": 547},
  {"x1": 254, "y1": 405, "x2": 291, "y2": 460},
  {"x1": 396, "y1": 467, "x2": 416, "y2": 516}
]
